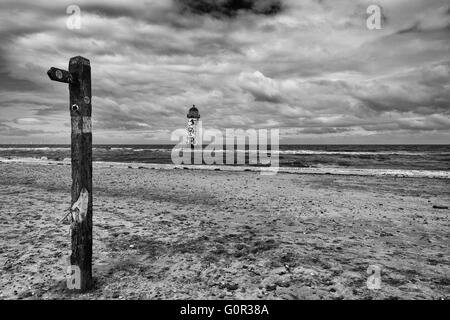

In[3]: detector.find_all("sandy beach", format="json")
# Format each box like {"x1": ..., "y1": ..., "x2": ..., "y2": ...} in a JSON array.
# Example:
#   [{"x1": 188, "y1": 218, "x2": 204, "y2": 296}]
[{"x1": 0, "y1": 161, "x2": 448, "y2": 300}]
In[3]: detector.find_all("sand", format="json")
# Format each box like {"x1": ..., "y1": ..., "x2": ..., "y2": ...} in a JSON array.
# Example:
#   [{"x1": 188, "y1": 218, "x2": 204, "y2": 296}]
[{"x1": 0, "y1": 161, "x2": 448, "y2": 300}]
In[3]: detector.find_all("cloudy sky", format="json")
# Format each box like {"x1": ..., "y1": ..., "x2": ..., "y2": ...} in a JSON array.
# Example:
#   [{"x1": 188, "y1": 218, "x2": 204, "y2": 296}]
[{"x1": 0, "y1": 0, "x2": 449, "y2": 144}]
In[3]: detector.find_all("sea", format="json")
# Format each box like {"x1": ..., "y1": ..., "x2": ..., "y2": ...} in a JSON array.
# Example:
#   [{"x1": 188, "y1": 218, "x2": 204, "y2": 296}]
[{"x1": 1, "y1": 144, "x2": 449, "y2": 176}]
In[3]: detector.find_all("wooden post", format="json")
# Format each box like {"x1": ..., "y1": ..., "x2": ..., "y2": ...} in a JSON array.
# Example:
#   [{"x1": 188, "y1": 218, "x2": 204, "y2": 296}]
[{"x1": 48, "y1": 56, "x2": 93, "y2": 292}]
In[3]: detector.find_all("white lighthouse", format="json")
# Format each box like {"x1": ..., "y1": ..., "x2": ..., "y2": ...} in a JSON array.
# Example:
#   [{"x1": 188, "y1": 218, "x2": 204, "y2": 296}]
[{"x1": 186, "y1": 105, "x2": 200, "y2": 147}]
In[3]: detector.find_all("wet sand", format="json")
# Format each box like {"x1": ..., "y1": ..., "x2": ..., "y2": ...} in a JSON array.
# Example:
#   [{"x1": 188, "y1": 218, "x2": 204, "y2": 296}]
[{"x1": 0, "y1": 162, "x2": 449, "y2": 299}]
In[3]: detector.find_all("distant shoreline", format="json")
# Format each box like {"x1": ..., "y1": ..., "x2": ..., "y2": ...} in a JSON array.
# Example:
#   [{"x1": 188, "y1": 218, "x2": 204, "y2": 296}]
[{"x1": 1, "y1": 157, "x2": 449, "y2": 179}]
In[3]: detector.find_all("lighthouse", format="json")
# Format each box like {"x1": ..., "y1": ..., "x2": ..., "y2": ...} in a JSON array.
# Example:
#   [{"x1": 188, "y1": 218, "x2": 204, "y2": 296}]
[{"x1": 186, "y1": 105, "x2": 200, "y2": 147}]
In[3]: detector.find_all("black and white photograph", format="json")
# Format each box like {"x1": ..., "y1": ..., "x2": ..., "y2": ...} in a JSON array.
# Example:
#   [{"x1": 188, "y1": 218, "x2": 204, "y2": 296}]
[{"x1": 0, "y1": 0, "x2": 449, "y2": 305}]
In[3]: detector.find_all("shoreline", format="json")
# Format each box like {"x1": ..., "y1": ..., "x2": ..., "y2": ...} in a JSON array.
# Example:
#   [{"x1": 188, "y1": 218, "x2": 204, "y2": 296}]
[{"x1": 1, "y1": 157, "x2": 449, "y2": 179}]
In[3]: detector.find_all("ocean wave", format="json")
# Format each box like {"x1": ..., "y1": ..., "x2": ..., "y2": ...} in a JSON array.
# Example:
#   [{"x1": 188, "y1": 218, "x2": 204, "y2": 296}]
[
  {"x1": 0, "y1": 147, "x2": 70, "y2": 151},
  {"x1": 1, "y1": 157, "x2": 449, "y2": 179},
  {"x1": 275, "y1": 150, "x2": 440, "y2": 156},
  {"x1": 0, "y1": 147, "x2": 171, "y2": 152},
  {"x1": 94, "y1": 147, "x2": 171, "y2": 152},
  {"x1": 155, "y1": 148, "x2": 450, "y2": 156},
  {"x1": 110, "y1": 147, "x2": 133, "y2": 151},
  {"x1": 1, "y1": 146, "x2": 448, "y2": 157}
]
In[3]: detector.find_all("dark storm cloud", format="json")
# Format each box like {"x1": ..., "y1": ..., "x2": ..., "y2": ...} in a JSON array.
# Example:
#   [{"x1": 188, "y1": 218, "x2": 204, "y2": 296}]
[
  {"x1": 175, "y1": 0, "x2": 283, "y2": 18},
  {"x1": 78, "y1": 4, "x2": 139, "y2": 19}
]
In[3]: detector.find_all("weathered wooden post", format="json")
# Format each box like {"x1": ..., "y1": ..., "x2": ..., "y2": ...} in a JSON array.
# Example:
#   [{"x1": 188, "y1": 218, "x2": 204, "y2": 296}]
[{"x1": 47, "y1": 56, "x2": 93, "y2": 292}]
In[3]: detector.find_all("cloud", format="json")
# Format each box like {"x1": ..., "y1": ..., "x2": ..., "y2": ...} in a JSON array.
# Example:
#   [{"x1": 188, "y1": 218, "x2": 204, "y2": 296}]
[
  {"x1": 238, "y1": 71, "x2": 283, "y2": 102},
  {"x1": 0, "y1": 120, "x2": 47, "y2": 137},
  {"x1": 174, "y1": 0, "x2": 283, "y2": 18},
  {"x1": 0, "y1": 0, "x2": 449, "y2": 143}
]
